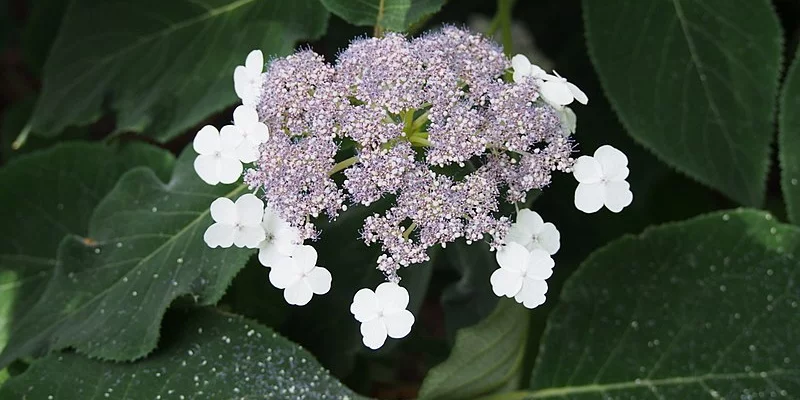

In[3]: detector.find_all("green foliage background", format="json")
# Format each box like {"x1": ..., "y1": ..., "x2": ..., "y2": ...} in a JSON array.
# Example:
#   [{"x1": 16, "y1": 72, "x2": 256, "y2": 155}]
[{"x1": 0, "y1": 0, "x2": 799, "y2": 398}]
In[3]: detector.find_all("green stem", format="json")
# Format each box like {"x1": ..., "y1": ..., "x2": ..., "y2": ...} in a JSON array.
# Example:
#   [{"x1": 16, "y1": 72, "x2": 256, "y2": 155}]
[
  {"x1": 327, "y1": 156, "x2": 359, "y2": 176},
  {"x1": 411, "y1": 110, "x2": 430, "y2": 131},
  {"x1": 409, "y1": 136, "x2": 431, "y2": 147},
  {"x1": 496, "y1": 0, "x2": 516, "y2": 56},
  {"x1": 402, "y1": 223, "x2": 417, "y2": 239},
  {"x1": 373, "y1": 0, "x2": 386, "y2": 37}
]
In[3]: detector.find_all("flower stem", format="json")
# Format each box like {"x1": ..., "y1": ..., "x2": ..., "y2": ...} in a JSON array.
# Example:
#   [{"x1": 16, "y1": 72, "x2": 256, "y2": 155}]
[
  {"x1": 495, "y1": 0, "x2": 516, "y2": 56},
  {"x1": 373, "y1": 0, "x2": 386, "y2": 37},
  {"x1": 402, "y1": 223, "x2": 417, "y2": 239},
  {"x1": 411, "y1": 110, "x2": 430, "y2": 131},
  {"x1": 409, "y1": 136, "x2": 431, "y2": 147},
  {"x1": 327, "y1": 156, "x2": 359, "y2": 176}
]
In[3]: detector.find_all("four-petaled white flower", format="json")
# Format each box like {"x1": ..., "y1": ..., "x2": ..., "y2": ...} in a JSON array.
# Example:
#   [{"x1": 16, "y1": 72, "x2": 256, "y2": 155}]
[
  {"x1": 539, "y1": 71, "x2": 588, "y2": 107},
  {"x1": 234, "y1": 50, "x2": 264, "y2": 107},
  {"x1": 505, "y1": 209, "x2": 560, "y2": 255},
  {"x1": 204, "y1": 194, "x2": 266, "y2": 249},
  {"x1": 231, "y1": 105, "x2": 269, "y2": 163},
  {"x1": 269, "y1": 245, "x2": 332, "y2": 306},
  {"x1": 350, "y1": 282, "x2": 415, "y2": 350},
  {"x1": 511, "y1": 54, "x2": 548, "y2": 83},
  {"x1": 193, "y1": 125, "x2": 244, "y2": 185},
  {"x1": 258, "y1": 206, "x2": 300, "y2": 268},
  {"x1": 573, "y1": 145, "x2": 633, "y2": 213},
  {"x1": 491, "y1": 242, "x2": 554, "y2": 309},
  {"x1": 511, "y1": 54, "x2": 588, "y2": 107}
]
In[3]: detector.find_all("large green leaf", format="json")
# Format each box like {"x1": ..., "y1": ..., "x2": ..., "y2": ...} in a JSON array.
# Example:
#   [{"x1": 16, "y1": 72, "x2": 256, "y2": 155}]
[
  {"x1": 0, "y1": 308, "x2": 365, "y2": 399},
  {"x1": 26, "y1": 0, "x2": 329, "y2": 141},
  {"x1": 780, "y1": 46, "x2": 800, "y2": 224},
  {"x1": 496, "y1": 210, "x2": 800, "y2": 399},
  {"x1": 0, "y1": 149, "x2": 253, "y2": 367},
  {"x1": 418, "y1": 298, "x2": 528, "y2": 400},
  {"x1": 320, "y1": 0, "x2": 443, "y2": 32},
  {"x1": 584, "y1": 0, "x2": 782, "y2": 206},
  {"x1": 0, "y1": 142, "x2": 173, "y2": 355}
]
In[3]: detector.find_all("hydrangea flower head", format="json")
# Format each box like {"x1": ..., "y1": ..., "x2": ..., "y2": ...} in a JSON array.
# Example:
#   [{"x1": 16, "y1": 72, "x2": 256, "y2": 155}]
[{"x1": 193, "y1": 27, "x2": 632, "y2": 349}]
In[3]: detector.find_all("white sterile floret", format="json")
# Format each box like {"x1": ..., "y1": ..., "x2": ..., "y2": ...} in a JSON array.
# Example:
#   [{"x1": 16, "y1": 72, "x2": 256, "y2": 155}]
[
  {"x1": 573, "y1": 145, "x2": 633, "y2": 213},
  {"x1": 505, "y1": 209, "x2": 560, "y2": 255},
  {"x1": 511, "y1": 54, "x2": 587, "y2": 107},
  {"x1": 539, "y1": 71, "x2": 588, "y2": 107},
  {"x1": 511, "y1": 54, "x2": 547, "y2": 83},
  {"x1": 268, "y1": 245, "x2": 332, "y2": 306},
  {"x1": 350, "y1": 282, "x2": 415, "y2": 350},
  {"x1": 203, "y1": 194, "x2": 267, "y2": 249},
  {"x1": 231, "y1": 105, "x2": 269, "y2": 163},
  {"x1": 257, "y1": 206, "x2": 300, "y2": 268},
  {"x1": 491, "y1": 242, "x2": 554, "y2": 309},
  {"x1": 234, "y1": 50, "x2": 264, "y2": 106},
  {"x1": 193, "y1": 125, "x2": 244, "y2": 185}
]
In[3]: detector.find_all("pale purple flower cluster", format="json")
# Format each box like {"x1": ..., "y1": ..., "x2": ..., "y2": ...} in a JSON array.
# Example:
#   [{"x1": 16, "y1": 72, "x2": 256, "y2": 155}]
[{"x1": 244, "y1": 26, "x2": 574, "y2": 282}]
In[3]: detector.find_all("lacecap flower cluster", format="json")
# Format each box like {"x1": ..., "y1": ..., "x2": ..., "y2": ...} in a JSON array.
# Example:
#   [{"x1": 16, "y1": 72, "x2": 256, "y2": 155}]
[{"x1": 194, "y1": 26, "x2": 632, "y2": 350}]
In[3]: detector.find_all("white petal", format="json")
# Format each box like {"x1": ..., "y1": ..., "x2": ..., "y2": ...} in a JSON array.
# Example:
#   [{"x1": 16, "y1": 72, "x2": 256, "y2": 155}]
[
  {"x1": 209, "y1": 197, "x2": 237, "y2": 224},
  {"x1": 384, "y1": 309, "x2": 414, "y2": 339},
  {"x1": 514, "y1": 279, "x2": 548, "y2": 309},
  {"x1": 490, "y1": 267, "x2": 523, "y2": 298},
  {"x1": 525, "y1": 249, "x2": 554, "y2": 280},
  {"x1": 574, "y1": 182, "x2": 605, "y2": 214},
  {"x1": 538, "y1": 222, "x2": 560, "y2": 255},
  {"x1": 245, "y1": 50, "x2": 264, "y2": 74},
  {"x1": 216, "y1": 157, "x2": 243, "y2": 184},
  {"x1": 291, "y1": 245, "x2": 318, "y2": 272},
  {"x1": 375, "y1": 282, "x2": 409, "y2": 312},
  {"x1": 269, "y1": 264, "x2": 300, "y2": 289},
  {"x1": 193, "y1": 126, "x2": 220, "y2": 155},
  {"x1": 505, "y1": 225, "x2": 533, "y2": 250},
  {"x1": 611, "y1": 166, "x2": 630, "y2": 181},
  {"x1": 203, "y1": 223, "x2": 235, "y2": 248},
  {"x1": 305, "y1": 266, "x2": 332, "y2": 295},
  {"x1": 572, "y1": 156, "x2": 603, "y2": 184},
  {"x1": 567, "y1": 81, "x2": 588, "y2": 105},
  {"x1": 513, "y1": 70, "x2": 529, "y2": 83},
  {"x1": 559, "y1": 106, "x2": 577, "y2": 136},
  {"x1": 540, "y1": 80, "x2": 574, "y2": 106},
  {"x1": 257, "y1": 244, "x2": 291, "y2": 267},
  {"x1": 194, "y1": 155, "x2": 220, "y2": 185},
  {"x1": 360, "y1": 319, "x2": 388, "y2": 350},
  {"x1": 604, "y1": 180, "x2": 633, "y2": 213},
  {"x1": 235, "y1": 142, "x2": 259, "y2": 163},
  {"x1": 233, "y1": 105, "x2": 258, "y2": 128},
  {"x1": 274, "y1": 227, "x2": 300, "y2": 254},
  {"x1": 511, "y1": 54, "x2": 531, "y2": 74},
  {"x1": 594, "y1": 145, "x2": 628, "y2": 179},
  {"x1": 246, "y1": 121, "x2": 269, "y2": 144},
  {"x1": 515, "y1": 209, "x2": 544, "y2": 233},
  {"x1": 233, "y1": 225, "x2": 265, "y2": 248},
  {"x1": 495, "y1": 242, "x2": 529, "y2": 272},
  {"x1": 284, "y1": 280, "x2": 313, "y2": 306},
  {"x1": 219, "y1": 125, "x2": 244, "y2": 152},
  {"x1": 351, "y1": 288, "x2": 380, "y2": 322},
  {"x1": 235, "y1": 194, "x2": 265, "y2": 225},
  {"x1": 233, "y1": 66, "x2": 250, "y2": 100},
  {"x1": 529, "y1": 64, "x2": 547, "y2": 78}
]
